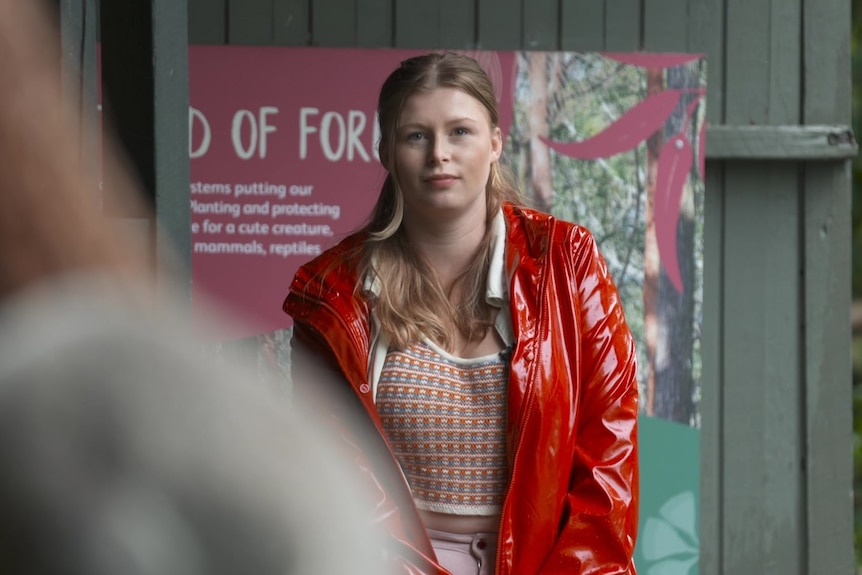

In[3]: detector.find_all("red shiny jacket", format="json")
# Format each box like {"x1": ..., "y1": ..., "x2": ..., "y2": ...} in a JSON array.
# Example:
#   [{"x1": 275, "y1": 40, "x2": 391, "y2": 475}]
[{"x1": 283, "y1": 202, "x2": 639, "y2": 574}]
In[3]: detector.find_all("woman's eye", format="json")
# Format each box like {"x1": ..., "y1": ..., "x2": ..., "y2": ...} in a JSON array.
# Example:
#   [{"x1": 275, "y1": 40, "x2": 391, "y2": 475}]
[
  {"x1": 407, "y1": 132, "x2": 425, "y2": 141},
  {"x1": 453, "y1": 127, "x2": 470, "y2": 136}
]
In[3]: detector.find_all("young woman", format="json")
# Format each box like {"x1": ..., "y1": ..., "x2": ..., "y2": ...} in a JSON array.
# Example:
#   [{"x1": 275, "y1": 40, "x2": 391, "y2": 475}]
[{"x1": 284, "y1": 52, "x2": 639, "y2": 575}]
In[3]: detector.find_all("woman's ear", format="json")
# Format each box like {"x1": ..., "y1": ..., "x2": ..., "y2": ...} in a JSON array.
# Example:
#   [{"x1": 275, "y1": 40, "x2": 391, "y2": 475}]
[{"x1": 490, "y1": 127, "x2": 503, "y2": 162}]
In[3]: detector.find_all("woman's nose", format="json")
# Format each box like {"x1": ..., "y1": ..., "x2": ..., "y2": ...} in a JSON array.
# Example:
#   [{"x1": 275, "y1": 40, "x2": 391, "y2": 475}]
[{"x1": 428, "y1": 136, "x2": 450, "y2": 163}]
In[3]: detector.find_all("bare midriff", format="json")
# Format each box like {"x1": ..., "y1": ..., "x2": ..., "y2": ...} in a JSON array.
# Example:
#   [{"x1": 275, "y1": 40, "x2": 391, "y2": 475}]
[{"x1": 420, "y1": 509, "x2": 501, "y2": 534}]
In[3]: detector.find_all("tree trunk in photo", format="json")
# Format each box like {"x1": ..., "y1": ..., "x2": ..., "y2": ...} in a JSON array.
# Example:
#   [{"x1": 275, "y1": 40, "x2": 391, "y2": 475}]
[
  {"x1": 527, "y1": 52, "x2": 553, "y2": 212},
  {"x1": 652, "y1": 63, "x2": 700, "y2": 425},
  {"x1": 643, "y1": 68, "x2": 664, "y2": 416},
  {"x1": 548, "y1": 53, "x2": 563, "y2": 106}
]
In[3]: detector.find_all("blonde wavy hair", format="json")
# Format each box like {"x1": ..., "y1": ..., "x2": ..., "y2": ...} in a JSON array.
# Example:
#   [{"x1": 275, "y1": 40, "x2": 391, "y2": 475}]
[{"x1": 356, "y1": 52, "x2": 525, "y2": 351}]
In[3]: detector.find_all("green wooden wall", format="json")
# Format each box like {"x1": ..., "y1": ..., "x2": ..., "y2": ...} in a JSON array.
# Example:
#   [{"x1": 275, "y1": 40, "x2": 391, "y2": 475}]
[{"x1": 185, "y1": 0, "x2": 855, "y2": 573}]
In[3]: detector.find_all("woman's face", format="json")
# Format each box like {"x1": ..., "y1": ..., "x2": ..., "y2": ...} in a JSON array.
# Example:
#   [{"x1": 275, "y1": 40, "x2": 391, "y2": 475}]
[{"x1": 389, "y1": 87, "x2": 502, "y2": 224}]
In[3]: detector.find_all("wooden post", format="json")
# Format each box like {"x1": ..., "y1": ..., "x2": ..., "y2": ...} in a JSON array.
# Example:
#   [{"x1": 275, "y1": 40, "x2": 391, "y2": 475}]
[
  {"x1": 55, "y1": 0, "x2": 98, "y2": 193},
  {"x1": 99, "y1": 0, "x2": 191, "y2": 303}
]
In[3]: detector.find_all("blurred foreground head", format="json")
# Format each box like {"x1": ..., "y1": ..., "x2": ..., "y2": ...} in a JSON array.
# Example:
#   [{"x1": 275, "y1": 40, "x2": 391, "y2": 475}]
[
  {"x1": 0, "y1": 2, "x2": 387, "y2": 573},
  {"x1": 0, "y1": 282, "x2": 386, "y2": 575}
]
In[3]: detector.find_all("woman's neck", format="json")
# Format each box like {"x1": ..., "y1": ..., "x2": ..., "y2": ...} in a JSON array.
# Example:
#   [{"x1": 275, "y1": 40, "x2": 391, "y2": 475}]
[{"x1": 403, "y1": 209, "x2": 487, "y2": 289}]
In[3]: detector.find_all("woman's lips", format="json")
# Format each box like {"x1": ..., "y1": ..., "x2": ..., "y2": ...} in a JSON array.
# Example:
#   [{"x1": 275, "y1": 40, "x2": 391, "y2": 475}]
[{"x1": 425, "y1": 175, "x2": 458, "y2": 188}]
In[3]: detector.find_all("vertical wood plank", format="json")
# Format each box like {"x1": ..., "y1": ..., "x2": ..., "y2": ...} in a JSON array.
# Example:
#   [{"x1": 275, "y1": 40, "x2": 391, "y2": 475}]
[
  {"x1": 81, "y1": 0, "x2": 99, "y2": 189},
  {"x1": 802, "y1": 0, "x2": 852, "y2": 123},
  {"x1": 311, "y1": 0, "x2": 356, "y2": 45},
  {"x1": 688, "y1": 0, "x2": 723, "y2": 124},
  {"x1": 699, "y1": 163, "x2": 723, "y2": 575},
  {"x1": 560, "y1": 0, "x2": 604, "y2": 51},
  {"x1": 273, "y1": 0, "x2": 310, "y2": 45},
  {"x1": 802, "y1": 162, "x2": 854, "y2": 575},
  {"x1": 357, "y1": 0, "x2": 393, "y2": 47},
  {"x1": 724, "y1": 0, "x2": 770, "y2": 125},
  {"x1": 476, "y1": 0, "x2": 521, "y2": 49},
  {"x1": 768, "y1": 0, "x2": 801, "y2": 124},
  {"x1": 58, "y1": 0, "x2": 99, "y2": 182},
  {"x1": 58, "y1": 0, "x2": 84, "y2": 113},
  {"x1": 691, "y1": 1, "x2": 723, "y2": 571},
  {"x1": 80, "y1": 0, "x2": 98, "y2": 111},
  {"x1": 721, "y1": 165, "x2": 803, "y2": 575},
  {"x1": 189, "y1": 0, "x2": 226, "y2": 44},
  {"x1": 393, "y1": 0, "x2": 439, "y2": 48},
  {"x1": 802, "y1": 0, "x2": 854, "y2": 573},
  {"x1": 153, "y1": 0, "x2": 192, "y2": 298},
  {"x1": 523, "y1": 0, "x2": 558, "y2": 50},
  {"x1": 642, "y1": 0, "x2": 687, "y2": 50},
  {"x1": 440, "y1": 0, "x2": 476, "y2": 49},
  {"x1": 722, "y1": 0, "x2": 806, "y2": 573},
  {"x1": 604, "y1": 0, "x2": 642, "y2": 51},
  {"x1": 228, "y1": 0, "x2": 273, "y2": 44}
]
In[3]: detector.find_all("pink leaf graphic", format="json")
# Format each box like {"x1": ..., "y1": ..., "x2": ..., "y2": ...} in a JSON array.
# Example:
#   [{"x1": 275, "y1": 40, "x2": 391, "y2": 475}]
[
  {"x1": 602, "y1": 52, "x2": 703, "y2": 68},
  {"x1": 655, "y1": 134, "x2": 693, "y2": 293},
  {"x1": 540, "y1": 90, "x2": 682, "y2": 159},
  {"x1": 697, "y1": 121, "x2": 707, "y2": 180}
]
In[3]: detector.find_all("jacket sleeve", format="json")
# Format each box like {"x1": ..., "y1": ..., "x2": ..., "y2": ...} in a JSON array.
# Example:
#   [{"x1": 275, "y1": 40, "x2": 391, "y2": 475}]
[{"x1": 539, "y1": 231, "x2": 640, "y2": 575}]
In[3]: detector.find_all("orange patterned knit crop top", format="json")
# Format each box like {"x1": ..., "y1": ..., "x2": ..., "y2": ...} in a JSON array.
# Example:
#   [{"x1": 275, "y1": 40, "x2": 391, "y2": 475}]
[{"x1": 376, "y1": 339, "x2": 510, "y2": 516}]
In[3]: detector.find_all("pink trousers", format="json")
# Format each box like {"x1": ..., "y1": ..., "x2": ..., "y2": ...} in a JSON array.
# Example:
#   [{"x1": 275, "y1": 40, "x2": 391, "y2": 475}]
[{"x1": 428, "y1": 528, "x2": 498, "y2": 575}]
